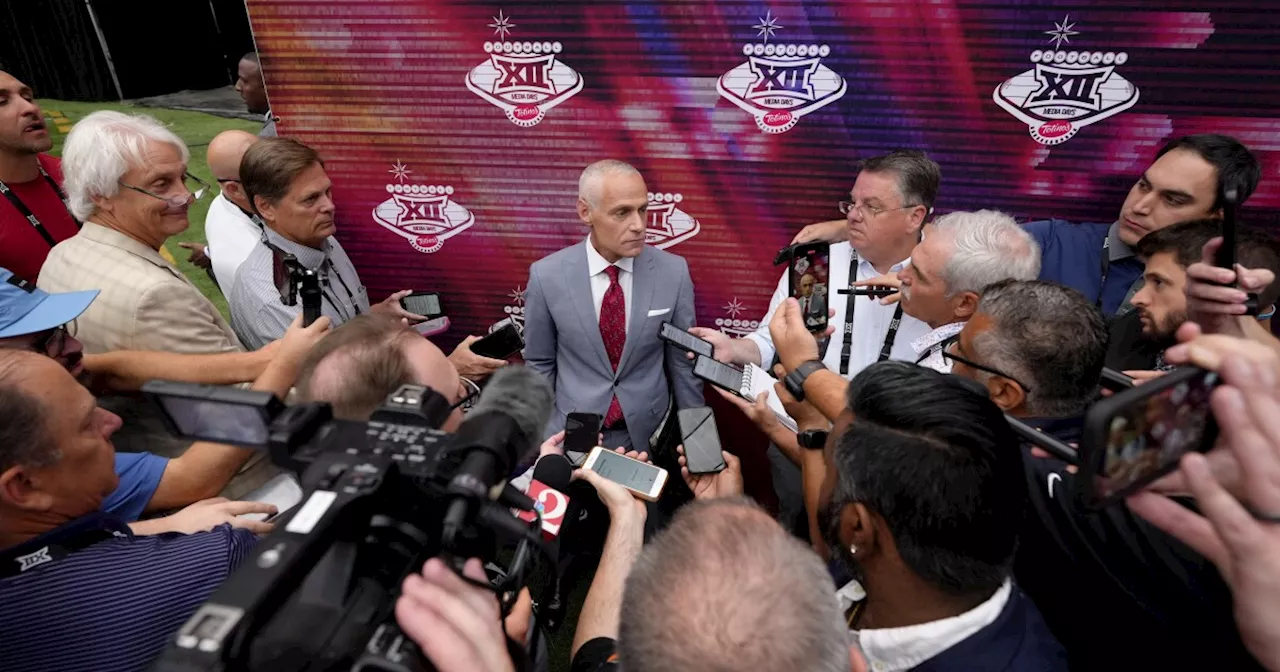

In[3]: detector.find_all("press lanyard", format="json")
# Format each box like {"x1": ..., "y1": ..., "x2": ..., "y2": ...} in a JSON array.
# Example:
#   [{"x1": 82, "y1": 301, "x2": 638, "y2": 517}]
[
  {"x1": 0, "y1": 164, "x2": 80, "y2": 248},
  {"x1": 1096, "y1": 236, "x2": 1110, "y2": 309},
  {"x1": 838, "y1": 251, "x2": 905, "y2": 375}
]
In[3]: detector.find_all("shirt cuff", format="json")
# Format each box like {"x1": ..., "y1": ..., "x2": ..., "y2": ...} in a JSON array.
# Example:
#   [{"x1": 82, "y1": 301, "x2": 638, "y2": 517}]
[{"x1": 743, "y1": 331, "x2": 775, "y2": 368}]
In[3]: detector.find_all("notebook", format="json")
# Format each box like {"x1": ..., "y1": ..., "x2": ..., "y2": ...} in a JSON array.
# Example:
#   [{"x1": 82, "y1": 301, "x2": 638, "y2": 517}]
[{"x1": 740, "y1": 363, "x2": 798, "y2": 432}]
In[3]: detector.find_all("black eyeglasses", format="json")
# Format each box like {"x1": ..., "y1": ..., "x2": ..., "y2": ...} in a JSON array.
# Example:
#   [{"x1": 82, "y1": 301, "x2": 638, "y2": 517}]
[
  {"x1": 31, "y1": 320, "x2": 76, "y2": 356},
  {"x1": 450, "y1": 378, "x2": 480, "y2": 411},
  {"x1": 942, "y1": 342, "x2": 1033, "y2": 393}
]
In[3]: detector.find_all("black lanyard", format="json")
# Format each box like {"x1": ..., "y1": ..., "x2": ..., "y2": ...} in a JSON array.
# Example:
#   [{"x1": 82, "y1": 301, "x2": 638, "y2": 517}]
[
  {"x1": 0, "y1": 513, "x2": 128, "y2": 578},
  {"x1": 838, "y1": 252, "x2": 906, "y2": 375},
  {"x1": 1096, "y1": 236, "x2": 1111, "y2": 309},
  {"x1": 0, "y1": 164, "x2": 80, "y2": 248}
]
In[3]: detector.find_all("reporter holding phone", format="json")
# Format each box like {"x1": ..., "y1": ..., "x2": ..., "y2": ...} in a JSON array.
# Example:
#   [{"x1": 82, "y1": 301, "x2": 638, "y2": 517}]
[{"x1": 227, "y1": 138, "x2": 429, "y2": 350}]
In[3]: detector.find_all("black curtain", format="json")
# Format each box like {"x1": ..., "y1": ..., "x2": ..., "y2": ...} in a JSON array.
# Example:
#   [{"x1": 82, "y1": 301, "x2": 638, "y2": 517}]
[
  {"x1": 211, "y1": 0, "x2": 258, "y2": 79},
  {"x1": 0, "y1": 0, "x2": 117, "y2": 100},
  {"x1": 90, "y1": 0, "x2": 230, "y2": 98}
]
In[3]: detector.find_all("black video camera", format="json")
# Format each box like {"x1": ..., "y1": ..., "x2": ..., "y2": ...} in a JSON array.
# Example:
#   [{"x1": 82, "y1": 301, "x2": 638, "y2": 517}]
[{"x1": 144, "y1": 368, "x2": 552, "y2": 672}]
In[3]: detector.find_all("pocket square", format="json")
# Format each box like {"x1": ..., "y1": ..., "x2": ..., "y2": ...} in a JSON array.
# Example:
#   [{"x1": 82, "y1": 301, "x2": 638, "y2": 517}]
[{"x1": 647, "y1": 308, "x2": 671, "y2": 317}]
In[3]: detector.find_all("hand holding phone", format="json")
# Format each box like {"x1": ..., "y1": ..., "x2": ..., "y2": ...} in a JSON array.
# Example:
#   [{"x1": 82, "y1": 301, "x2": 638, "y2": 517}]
[
  {"x1": 471, "y1": 319, "x2": 524, "y2": 359},
  {"x1": 581, "y1": 446, "x2": 668, "y2": 501},
  {"x1": 399, "y1": 291, "x2": 443, "y2": 318},
  {"x1": 564, "y1": 412, "x2": 603, "y2": 458},
  {"x1": 677, "y1": 407, "x2": 726, "y2": 474},
  {"x1": 660, "y1": 322, "x2": 714, "y2": 358}
]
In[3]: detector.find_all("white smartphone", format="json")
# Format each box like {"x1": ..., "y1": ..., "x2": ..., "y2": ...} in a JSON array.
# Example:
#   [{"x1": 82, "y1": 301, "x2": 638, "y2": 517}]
[{"x1": 581, "y1": 446, "x2": 668, "y2": 502}]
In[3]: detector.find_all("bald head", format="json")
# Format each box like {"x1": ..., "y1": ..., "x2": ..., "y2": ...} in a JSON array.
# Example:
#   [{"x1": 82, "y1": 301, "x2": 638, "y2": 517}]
[
  {"x1": 296, "y1": 315, "x2": 464, "y2": 430},
  {"x1": 207, "y1": 130, "x2": 259, "y2": 211}
]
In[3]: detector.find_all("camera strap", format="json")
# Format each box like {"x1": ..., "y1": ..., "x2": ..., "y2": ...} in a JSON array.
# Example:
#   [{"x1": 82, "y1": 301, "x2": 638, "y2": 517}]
[
  {"x1": 838, "y1": 251, "x2": 905, "y2": 375},
  {"x1": 0, "y1": 512, "x2": 130, "y2": 579},
  {"x1": 0, "y1": 164, "x2": 80, "y2": 248}
]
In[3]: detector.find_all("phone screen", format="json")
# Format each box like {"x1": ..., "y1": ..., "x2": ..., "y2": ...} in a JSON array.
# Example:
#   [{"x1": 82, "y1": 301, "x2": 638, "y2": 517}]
[
  {"x1": 789, "y1": 243, "x2": 831, "y2": 332},
  {"x1": 401, "y1": 293, "x2": 441, "y2": 316},
  {"x1": 693, "y1": 356, "x2": 744, "y2": 395},
  {"x1": 678, "y1": 408, "x2": 725, "y2": 474},
  {"x1": 590, "y1": 450, "x2": 661, "y2": 493},
  {"x1": 661, "y1": 322, "x2": 714, "y2": 358},
  {"x1": 565, "y1": 413, "x2": 602, "y2": 455},
  {"x1": 1092, "y1": 368, "x2": 1220, "y2": 503},
  {"x1": 155, "y1": 396, "x2": 272, "y2": 447}
]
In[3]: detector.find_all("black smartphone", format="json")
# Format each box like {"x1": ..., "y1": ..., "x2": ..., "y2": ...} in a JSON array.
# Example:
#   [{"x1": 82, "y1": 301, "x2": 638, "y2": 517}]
[
  {"x1": 1216, "y1": 187, "x2": 1238, "y2": 271},
  {"x1": 399, "y1": 291, "x2": 443, "y2": 318},
  {"x1": 564, "y1": 412, "x2": 602, "y2": 457},
  {"x1": 836, "y1": 286, "x2": 896, "y2": 298},
  {"x1": 1099, "y1": 367, "x2": 1136, "y2": 393},
  {"x1": 1081, "y1": 366, "x2": 1221, "y2": 508},
  {"x1": 788, "y1": 242, "x2": 831, "y2": 333},
  {"x1": 471, "y1": 319, "x2": 524, "y2": 359},
  {"x1": 692, "y1": 355, "x2": 744, "y2": 397},
  {"x1": 299, "y1": 270, "x2": 321, "y2": 327},
  {"x1": 677, "y1": 407, "x2": 726, "y2": 474},
  {"x1": 659, "y1": 322, "x2": 714, "y2": 358}
]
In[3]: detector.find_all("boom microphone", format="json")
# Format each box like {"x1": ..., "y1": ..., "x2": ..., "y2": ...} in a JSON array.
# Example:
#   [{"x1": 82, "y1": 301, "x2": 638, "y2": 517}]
[{"x1": 442, "y1": 366, "x2": 554, "y2": 546}]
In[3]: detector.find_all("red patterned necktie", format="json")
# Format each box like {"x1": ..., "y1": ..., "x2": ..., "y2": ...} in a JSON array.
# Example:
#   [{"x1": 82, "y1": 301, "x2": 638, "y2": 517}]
[{"x1": 599, "y1": 265, "x2": 627, "y2": 427}]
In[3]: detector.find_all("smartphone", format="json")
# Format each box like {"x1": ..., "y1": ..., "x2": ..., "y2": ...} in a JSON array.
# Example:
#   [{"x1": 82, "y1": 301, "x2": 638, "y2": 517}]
[
  {"x1": 836, "y1": 286, "x2": 897, "y2": 298},
  {"x1": 1216, "y1": 187, "x2": 1238, "y2": 270},
  {"x1": 564, "y1": 412, "x2": 602, "y2": 457},
  {"x1": 471, "y1": 319, "x2": 524, "y2": 359},
  {"x1": 1099, "y1": 368, "x2": 1136, "y2": 393},
  {"x1": 1081, "y1": 366, "x2": 1221, "y2": 508},
  {"x1": 660, "y1": 322, "x2": 714, "y2": 358},
  {"x1": 692, "y1": 355, "x2": 744, "y2": 397},
  {"x1": 399, "y1": 291, "x2": 443, "y2": 318},
  {"x1": 677, "y1": 407, "x2": 726, "y2": 474},
  {"x1": 582, "y1": 446, "x2": 669, "y2": 501},
  {"x1": 299, "y1": 270, "x2": 322, "y2": 327},
  {"x1": 788, "y1": 242, "x2": 831, "y2": 333}
]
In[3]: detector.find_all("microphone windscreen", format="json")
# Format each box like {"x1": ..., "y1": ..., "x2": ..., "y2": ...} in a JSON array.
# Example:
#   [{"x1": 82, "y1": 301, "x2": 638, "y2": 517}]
[
  {"x1": 533, "y1": 453, "x2": 574, "y2": 492},
  {"x1": 468, "y1": 365, "x2": 554, "y2": 462}
]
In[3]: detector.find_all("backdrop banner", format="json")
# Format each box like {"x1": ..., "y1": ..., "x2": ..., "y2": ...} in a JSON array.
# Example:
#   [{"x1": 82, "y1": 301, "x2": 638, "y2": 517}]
[{"x1": 246, "y1": 1, "x2": 1280, "y2": 343}]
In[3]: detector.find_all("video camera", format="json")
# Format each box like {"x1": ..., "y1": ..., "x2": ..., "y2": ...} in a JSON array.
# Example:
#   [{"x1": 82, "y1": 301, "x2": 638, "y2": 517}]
[{"x1": 145, "y1": 366, "x2": 554, "y2": 672}]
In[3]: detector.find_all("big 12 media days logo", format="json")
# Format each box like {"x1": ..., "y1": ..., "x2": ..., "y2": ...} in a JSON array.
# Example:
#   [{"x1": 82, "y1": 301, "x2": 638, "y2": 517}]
[
  {"x1": 645, "y1": 191, "x2": 701, "y2": 249},
  {"x1": 371, "y1": 162, "x2": 476, "y2": 254},
  {"x1": 717, "y1": 11, "x2": 846, "y2": 134},
  {"x1": 994, "y1": 16, "x2": 1139, "y2": 145},
  {"x1": 465, "y1": 10, "x2": 584, "y2": 127}
]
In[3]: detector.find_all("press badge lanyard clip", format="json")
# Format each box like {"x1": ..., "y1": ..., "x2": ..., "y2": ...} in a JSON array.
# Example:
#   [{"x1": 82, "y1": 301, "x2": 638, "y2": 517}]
[
  {"x1": 0, "y1": 512, "x2": 129, "y2": 578},
  {"x1": 0, "y1": 163, "x2": 81, "y2": 248},
  {"x1": 837, "y1": 251, "x2": 904, "y2": 375}
]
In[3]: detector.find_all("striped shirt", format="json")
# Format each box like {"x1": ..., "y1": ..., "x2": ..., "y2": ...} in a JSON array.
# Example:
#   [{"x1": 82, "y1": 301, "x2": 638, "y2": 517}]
[
  {"x1": 0, "y1": 515, "x2": 257, "y2": 672},
  {"x1": 227, "y1": 226, "x2": 369, "y2": 350}
]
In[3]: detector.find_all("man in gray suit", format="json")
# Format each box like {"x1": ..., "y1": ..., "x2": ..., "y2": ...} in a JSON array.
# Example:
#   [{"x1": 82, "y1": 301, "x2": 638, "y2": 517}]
[{"x1": 523, "y1": 160, "x2": 702, "y2": 454}]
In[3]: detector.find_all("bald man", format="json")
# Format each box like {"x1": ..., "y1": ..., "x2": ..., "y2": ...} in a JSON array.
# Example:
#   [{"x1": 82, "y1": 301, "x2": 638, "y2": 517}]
[
  {"x1": 296, "y1": 314, "x2": 469, "y2": 431},
  {"x1": 204, "y1": 130, "x2": 264, "y2": 290}
]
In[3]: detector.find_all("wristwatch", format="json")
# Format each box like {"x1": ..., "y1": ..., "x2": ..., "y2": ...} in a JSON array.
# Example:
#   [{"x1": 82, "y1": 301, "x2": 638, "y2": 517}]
[
  {"x1": 784, "y1": 359, "x2": 827, "y2": 402},
  {"x1": 797, "y1": 429, "x2": 830, "y2": 450}
]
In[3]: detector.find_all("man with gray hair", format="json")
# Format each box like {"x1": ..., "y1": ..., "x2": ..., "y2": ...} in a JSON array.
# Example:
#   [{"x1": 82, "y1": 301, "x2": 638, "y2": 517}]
[
  {"x1": 523, "y1": 159, "x2": 701, "y2": 453},
  {"x1": 37, "y1": 110, "x2": 237, "y2": 356}
]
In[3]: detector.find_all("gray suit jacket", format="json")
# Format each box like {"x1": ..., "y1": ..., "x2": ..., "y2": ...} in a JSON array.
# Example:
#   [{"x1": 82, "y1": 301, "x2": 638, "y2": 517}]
[{"x1": 523, "y1": 242, "x2": 703, "y2": 450}]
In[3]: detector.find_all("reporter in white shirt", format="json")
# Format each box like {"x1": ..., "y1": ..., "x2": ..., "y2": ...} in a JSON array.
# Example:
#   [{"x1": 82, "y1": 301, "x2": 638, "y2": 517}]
[{"x1": 203, "y1": 130, "x2": 263, "y2": 290}]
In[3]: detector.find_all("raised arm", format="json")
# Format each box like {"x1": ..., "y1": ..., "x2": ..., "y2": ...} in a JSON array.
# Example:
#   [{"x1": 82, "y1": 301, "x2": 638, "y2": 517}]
[
  {"x1": 83, "y1": 347, "x2": 274, "y2": 393},
  {"x1": 571, "y1": 469, "x2": 647, "y2": 660}
]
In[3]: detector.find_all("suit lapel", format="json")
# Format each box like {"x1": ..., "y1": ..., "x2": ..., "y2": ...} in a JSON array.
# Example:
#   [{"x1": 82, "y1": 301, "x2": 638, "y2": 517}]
[
  {"x1": 567, "y1": 242, "x2": 613, "y2": 374},
  {"x1": 616, "y1": 248, "x2": 656, "y2": 377}
]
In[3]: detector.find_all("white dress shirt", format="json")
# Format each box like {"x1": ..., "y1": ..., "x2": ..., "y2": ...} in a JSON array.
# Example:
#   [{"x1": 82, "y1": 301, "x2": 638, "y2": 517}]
[
  {"x1": 843, "y1": 579, "x2": 1013, "y2": 672},
  {"x1": 585, "y1": 236, "x2": 634, "y2": 333},
  {"x1": 205, "y1": 193, "x2": 264, "y2": 291},
  {"x1": 746, "y1": 242, "x2": 930, "y2": 377},
  {"x1": 911, "y1": 321, "x2": 965, "y2": 373}
]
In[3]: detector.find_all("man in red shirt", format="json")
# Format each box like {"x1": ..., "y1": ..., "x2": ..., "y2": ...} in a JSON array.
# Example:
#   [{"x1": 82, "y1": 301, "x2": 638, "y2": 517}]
[{"x1": 0, "y1": 70, "x2": 80, "y2": 282}]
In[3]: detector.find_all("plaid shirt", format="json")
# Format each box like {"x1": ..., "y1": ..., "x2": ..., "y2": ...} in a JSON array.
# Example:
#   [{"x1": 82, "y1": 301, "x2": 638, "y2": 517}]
[{"x1": 37, "y1": 222, "x2": 243, "y2": 354}]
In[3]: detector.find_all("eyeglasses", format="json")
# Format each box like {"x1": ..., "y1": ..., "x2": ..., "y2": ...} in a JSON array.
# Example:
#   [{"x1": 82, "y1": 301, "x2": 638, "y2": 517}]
[
  {"x1": 119, "y1": 172, "x2": 212, "y2": 206},
  {"x1": 216, "y1": 178, "x2": 240, "y2": 184},
  {"x1": 941, "y1": 341, "x2": 1033, "y2": 393},
  {"x1": 31, "y1": 320, "x2": 76, "y2": 356},
  {"x1": 450, "y1": 378, "x2": 481, "y2": 412},
  {"x1": 838, "y1": 201, "x2": 919, "y2": 219}
]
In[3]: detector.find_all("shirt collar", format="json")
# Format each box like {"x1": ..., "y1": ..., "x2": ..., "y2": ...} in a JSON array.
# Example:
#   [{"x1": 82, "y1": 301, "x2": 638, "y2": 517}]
[
  {"x1": 81, "y1": 221, "x2": 177, "y2": 273},
  {"x1": 264, "y1": 226, "x2": 330, "y2": 270},
  {"x1": 911, "y1": 321, "x2": 964, "y2": 356},
  {"x1": 855, "y1": 254, "x2": 911, "y2": 276},
  {"x1": 1107, "y1": 221, "x2": 1136, "y2": 261},
  {"x1": 1021, "y1": 415, "x2": 1085, "y2": 445},
  {"x1": 855, "y1": 580, "x2": 1013, "y2": 672},
  {"x1": 585, "y1": 236, "x2": 635, "y2": 276}
]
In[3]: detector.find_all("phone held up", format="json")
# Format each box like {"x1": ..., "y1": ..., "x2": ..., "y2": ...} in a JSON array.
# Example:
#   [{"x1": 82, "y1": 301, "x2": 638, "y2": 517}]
[
  {"x1": 1080, "y1": 366, "x2": 1220, "y2": 508},
  {"x1": 659, "y1": 321, "x2": 714, "y2": 358},
  {"x1": 398, "y1": 291, "x2": 444, "y2": 319},
  {"x1": 564, "y1": 412, "x2": 603, "y2": 463},
  {"x1": 786, "y1": 242, "x2": 831, "y2": 334},
  {"x1": 677, "y1": 407, "x2": 726, "y2": 475},
  {"x1": 581, "y1": 446, "x2": 669, "y2": 501},
  {"x1": 470, "y1": 318, "x2": 525, "y2": 360}
]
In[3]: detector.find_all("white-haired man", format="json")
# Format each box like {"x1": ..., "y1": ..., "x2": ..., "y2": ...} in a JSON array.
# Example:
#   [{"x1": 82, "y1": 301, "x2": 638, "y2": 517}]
[
  {"x1": 37, "y1": 110, "x2": 239, "y2": 355},
  {"x1": 523, "y1": 159, "x2": 701, "y2": 453}
]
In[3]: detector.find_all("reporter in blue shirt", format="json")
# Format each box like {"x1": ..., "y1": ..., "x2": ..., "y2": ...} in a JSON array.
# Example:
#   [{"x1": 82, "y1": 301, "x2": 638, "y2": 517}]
[{"x1": 1025, "y1": 134, "x2": 1260, "y2": 316}]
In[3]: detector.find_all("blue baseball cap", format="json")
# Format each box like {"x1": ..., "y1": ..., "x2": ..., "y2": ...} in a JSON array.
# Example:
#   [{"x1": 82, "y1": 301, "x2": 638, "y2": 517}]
[{"x1": 0, "y1": 268, "x2": 98, "y2": 338}]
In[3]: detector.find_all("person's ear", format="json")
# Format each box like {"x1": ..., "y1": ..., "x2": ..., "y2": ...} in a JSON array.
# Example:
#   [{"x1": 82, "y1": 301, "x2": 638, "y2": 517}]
[
  {"x1": 984, "y1": 376, "x2": 1026, "y2": 413},
  {"x1": 840, "y1": 502, "x2": 878, "y2": 555},
  {"x1": 0, "y1": 466, "x2": 54, "y2": 512},
  {"x1": 951, "y1": 291, "x2": 979, "y2": 322},
  {"x1": 254, "y1": 195, "x2": 275, "y2": 224},
  {"x1": 91, "y1": 192, "x2": 114, "y2": 214},
  {"x1": 577, "y1": 197, "x2": 592, "y2": 227}
]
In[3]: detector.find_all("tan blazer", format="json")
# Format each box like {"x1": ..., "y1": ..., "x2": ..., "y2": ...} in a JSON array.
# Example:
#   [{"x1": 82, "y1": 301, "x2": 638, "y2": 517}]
[{"x1": 38, "y1": 222, "x2": 243, "y2": 355}]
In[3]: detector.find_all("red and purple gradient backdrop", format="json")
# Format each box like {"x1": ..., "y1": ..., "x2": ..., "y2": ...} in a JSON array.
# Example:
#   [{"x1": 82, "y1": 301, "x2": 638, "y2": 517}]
[{"x1": 246, "y1": 1, "x2": 1280, "y2": 344}]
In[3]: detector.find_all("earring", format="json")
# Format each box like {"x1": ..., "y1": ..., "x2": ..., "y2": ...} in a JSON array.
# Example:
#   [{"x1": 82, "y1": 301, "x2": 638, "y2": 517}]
[{"x1": 849, "y1": 544, "x2": 857, "y2": 555}]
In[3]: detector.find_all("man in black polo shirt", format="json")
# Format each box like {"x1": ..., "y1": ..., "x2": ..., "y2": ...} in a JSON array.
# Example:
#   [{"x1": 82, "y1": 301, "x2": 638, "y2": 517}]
[
  {"x1": 0, "y1": 350, "x2": 273, "y2": 672},
  {"x1": 947, "y1": 279, "x2": 1263, "y2": 671}
]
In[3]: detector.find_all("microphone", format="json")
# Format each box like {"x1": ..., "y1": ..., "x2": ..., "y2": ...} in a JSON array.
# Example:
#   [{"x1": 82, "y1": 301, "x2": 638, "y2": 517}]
[
  {"x1": 442, "y1": 366, "x2": 554, "y2": 546},
  {"x1": 515, "y1": 455, "x2": 573, "y2": 540}
]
